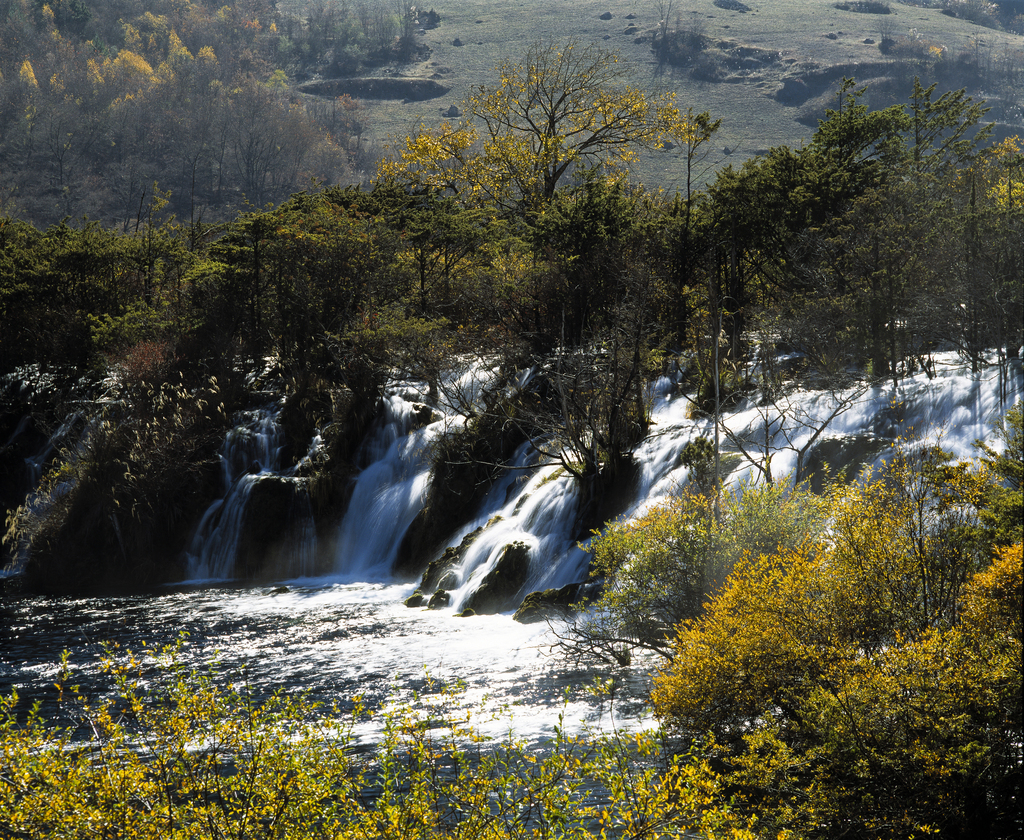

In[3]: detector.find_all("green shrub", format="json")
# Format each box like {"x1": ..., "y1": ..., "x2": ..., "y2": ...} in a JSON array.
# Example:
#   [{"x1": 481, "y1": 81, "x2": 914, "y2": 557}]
[{"x1": 559, "y1": 481, "x2": 828, "y2": 665}]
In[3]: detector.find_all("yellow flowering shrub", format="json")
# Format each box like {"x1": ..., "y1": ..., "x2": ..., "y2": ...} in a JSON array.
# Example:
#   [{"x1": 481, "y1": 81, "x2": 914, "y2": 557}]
[{"x1": 0, "y1": 641, "x2": 756, "y2": 839}]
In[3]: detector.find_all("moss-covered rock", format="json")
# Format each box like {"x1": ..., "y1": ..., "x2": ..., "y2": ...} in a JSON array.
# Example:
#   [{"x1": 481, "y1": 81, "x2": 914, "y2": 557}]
[
  {"x1": 436, "y1": 571, "x2": 459, "y2": 591},
  {"x1": 405, "y1": 591, "x2": 426, "y2": 608},
  {"x1": 418, "y1": 526, "x2": 484, "y2": 592},
  {"x1": 427, "y1": 589, "x2": 451, "y2": 609},
  {"x1": 512, "y1": 582, "x2": 584, "y2": 624},
  {"x1": 463, "y1": 541, "x2": 531, "y2": 615}
]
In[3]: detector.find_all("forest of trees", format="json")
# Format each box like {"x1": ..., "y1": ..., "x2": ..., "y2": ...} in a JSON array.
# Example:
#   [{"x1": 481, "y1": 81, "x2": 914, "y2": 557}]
[{"x1": 0, "y1": 0, "x2": 433, "y2": 227}]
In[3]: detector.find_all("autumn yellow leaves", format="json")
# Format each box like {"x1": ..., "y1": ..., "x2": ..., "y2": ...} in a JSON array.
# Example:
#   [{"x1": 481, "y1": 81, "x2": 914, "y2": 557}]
[
  {"x1": 651, "y1": 444, "x2": 1022, "y2": 838},
  {"x1": 378, "y1": 39, "x2": 718, "y2": 211}
]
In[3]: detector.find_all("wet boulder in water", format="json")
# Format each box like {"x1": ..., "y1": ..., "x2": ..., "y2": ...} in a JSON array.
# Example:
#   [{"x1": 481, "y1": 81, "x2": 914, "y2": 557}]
[
  {"x1": 428, "y1": 589, "x2": 451, "y2": 609},
  {"x1": 463, "y1": 541, "x2": 530, "y2": 615},
  {"x1": 408, "y1": 403, "x2": 437, "y2": 431},
  {"x1": 513, "y1": 582, "x2": 584, "y2": 624},
  {"x1": 436, "y1": 571, "x2": 459, "y2": 591},
  {"x1": 405, "y1": 591, "x2": 427, "y2": 607},
  {"x1": 419, "y1": 525, "x2": 484, "y2": 591}
]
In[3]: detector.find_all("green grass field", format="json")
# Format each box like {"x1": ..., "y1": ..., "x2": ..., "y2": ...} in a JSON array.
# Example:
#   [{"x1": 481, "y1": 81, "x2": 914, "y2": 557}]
[{"x1": 306, "y1": 0, "x2": 1024, "y2": 190}]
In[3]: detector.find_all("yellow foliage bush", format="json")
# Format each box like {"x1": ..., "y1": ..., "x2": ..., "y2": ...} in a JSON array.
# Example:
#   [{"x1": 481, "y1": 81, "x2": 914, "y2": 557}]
[{"x1": 652, "y1": 457, "x2": 1022, "y2": 838}]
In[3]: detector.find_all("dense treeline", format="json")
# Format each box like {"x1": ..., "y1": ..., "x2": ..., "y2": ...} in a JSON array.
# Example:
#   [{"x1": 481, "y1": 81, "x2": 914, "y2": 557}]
[{"x1": 0, "y1": 0, "x2": 420, "y2": 227}]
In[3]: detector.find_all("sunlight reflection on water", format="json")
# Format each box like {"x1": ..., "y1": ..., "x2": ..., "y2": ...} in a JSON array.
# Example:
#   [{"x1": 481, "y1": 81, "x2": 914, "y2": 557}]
[{"x1": 0, "y1": 579, "x2": 653, "y2": 745}]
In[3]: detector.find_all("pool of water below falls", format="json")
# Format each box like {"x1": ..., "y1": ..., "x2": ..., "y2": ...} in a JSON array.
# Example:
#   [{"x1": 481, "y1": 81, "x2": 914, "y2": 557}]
[{"x1": 0, "y1": 579, "x2": 655, "y2": 746}]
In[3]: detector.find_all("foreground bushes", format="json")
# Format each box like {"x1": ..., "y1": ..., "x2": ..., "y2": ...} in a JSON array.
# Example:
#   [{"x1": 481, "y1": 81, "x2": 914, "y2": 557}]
[
  {"x1": 653, "y1": 470, "x2": 1022, "y2": 839},
  {"x1": 0, "y1": 642, "x2": 755, "y2": 840}
]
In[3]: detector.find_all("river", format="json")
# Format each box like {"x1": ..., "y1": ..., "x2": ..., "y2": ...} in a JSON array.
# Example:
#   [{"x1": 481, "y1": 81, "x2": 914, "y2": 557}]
[{"x1": 0, "y1": 579, "x2": 657, "y2": 744}]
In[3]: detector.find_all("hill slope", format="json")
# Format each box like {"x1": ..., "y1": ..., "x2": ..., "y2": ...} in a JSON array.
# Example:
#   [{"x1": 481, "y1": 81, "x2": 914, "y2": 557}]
[{"x1": 326, "y1": 0, "x2": 1023, "y2": 189}]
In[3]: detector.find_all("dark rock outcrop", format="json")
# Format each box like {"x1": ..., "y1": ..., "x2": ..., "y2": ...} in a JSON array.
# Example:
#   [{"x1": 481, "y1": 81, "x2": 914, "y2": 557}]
[
  {"x1": 513, "y1": 582, "x2": 584, "y2": 624},
  {"x1": 462, "y1": 541, "x2": 530, "y2": 615},
  {"x1": 428, "y1": 589, "x2": 451, "y2": 609},
  {"x1": 776, "y1": 77, "x2": 810, "y2": 104},
  {"x1": 436, "y1": 571, "x2": 459, "y2": 591},
  {"x1": 394, "y1": 393, "x2": 528, "y2": 576},
  {"x1": 409, "y1": 402, "x2": 438, "y2": 431},
  {"x1": 236, "y1": 475, "x2": 308, "y2": 577},
  {"x1": 418, "y1": 525, "x2": 484, "y2": 592},
  {"x1": 299, "y1": 77, "x2": 450, "y2": 101}
]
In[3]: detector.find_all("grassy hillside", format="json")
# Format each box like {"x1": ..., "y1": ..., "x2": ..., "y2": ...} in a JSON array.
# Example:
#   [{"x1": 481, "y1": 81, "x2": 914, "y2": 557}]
[{"x1": 312, "y1": 0, "x2": 1024, "y2": 190}]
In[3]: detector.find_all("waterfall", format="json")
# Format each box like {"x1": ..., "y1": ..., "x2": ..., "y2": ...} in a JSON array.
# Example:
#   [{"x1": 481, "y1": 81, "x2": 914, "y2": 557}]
[
  {"x1": 422, "y1": 354, "x2": 1022, "y2": 612},
  {"x1": 22, "y1": 411, "x2": 88, "y2": 490},
  {"x1": 185, "y1": 403, "x2": 317, "y2": 581},
  {"x1": 328, "y1": 369, "x2": 591, "y2": 599},
  {"x1": 185, "y1": 354, "x2": 1020, "y2": 600},
  {"x1": 332, "y1": 389, "x2": 446, "y2": 581}
]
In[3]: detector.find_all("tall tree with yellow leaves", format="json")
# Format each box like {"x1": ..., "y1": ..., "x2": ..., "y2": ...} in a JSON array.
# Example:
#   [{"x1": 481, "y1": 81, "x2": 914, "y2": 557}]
[{"x1": 379, "y1": 38, "x2": 717, "y2": 211}]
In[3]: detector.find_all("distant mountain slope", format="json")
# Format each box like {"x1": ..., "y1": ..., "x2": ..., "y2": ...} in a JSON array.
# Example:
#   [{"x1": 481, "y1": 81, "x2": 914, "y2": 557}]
[{"x1": 334, "y1": 0, "x2": 1023, "y2": 190}]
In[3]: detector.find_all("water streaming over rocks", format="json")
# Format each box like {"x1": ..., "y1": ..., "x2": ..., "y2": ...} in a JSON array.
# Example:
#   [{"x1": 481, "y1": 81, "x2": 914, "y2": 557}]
[
  {"x1": 332, "y1": 391, "x2": 443, "y2": 582},
  {"x1": 183, "y1": 355, "x2": 1020, "y2": 603},
  {"x1": 373, "y1": 355, "x2": 1021, "y2": 615},
  {"x1": 185, "y1": 402, "x2": 317, "y2": 581}
]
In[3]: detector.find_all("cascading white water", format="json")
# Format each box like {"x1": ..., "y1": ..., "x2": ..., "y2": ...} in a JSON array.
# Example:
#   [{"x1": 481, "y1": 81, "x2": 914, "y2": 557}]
[
  {"x1": 332, "y1": 389, "x2": 449, "y2": 581},
  {"x1": 422, "y1": 354, "x2": 1022, "y2": 610},
  {"x1": 444, "y1": 449, "x2": 586, "y2": 611},
  {"x1": 184, "y1": 355, "x2": 1020, "y2": 603},
  {"x1": 185, "y1": 403, "x2": 317, "y2": 581},
  {"x1": 327, "y1": 371, "x2": 591, "y2": 601}
]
